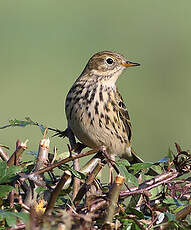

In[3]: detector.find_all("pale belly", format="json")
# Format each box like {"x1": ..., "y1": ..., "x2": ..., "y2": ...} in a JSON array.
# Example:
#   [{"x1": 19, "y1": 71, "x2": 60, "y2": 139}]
[{"x1": 68, "y1": 103, "x2": 131, "y2": 159}]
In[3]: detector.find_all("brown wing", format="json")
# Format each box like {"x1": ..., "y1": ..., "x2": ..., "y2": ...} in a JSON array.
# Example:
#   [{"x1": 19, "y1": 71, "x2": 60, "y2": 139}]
[{"x1": 115, "y1": 89, "x2": 132, "y2": 142}]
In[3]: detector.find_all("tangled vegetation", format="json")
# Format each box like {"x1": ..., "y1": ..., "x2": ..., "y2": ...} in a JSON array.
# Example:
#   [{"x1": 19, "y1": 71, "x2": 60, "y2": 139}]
[{"x1": 0, "y1": 118, "x2": 191, "y2": 229}]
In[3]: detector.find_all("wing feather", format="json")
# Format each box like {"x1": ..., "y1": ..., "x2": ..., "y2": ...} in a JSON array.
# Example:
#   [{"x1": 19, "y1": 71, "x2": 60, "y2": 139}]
[{"x1": 115, "y1": 89, "x2": 132, "y2": 142}]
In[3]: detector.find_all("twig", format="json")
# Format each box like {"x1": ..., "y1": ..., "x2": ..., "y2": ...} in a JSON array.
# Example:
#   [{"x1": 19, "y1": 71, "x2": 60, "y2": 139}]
[
  {"x1": 7, "y1": 140, "x2": 28, "y2": 166},
  {"x1": 66, "y1": 128, "x2": 83, "y2": 201},
  {"x1": 175, "y1": 142, "x2": 182, "y2": 153},
  {"x1": 74, "y1": 160, "x2": 104, "y2": 206},
  {"x1": 9, "y1": 189, "x2": 16, "y2": 209},
  {"x1": 0, "y1": 145, "x2": 9, "y2": 161},
  {"x1": 90, "y1": 199, "x2": 107, "y2": 212},
  {"x1": 72, "y1": 160, "x2": 81, "y2": 201},
  {"x1": 175, "y1": 205, "x2": 191, "y2": 220},
  {"x1": 34, "y1": 138, "x2": 50, "y2": 171},
  {"x1": 18, "y1": 195, "x2": 30, "y2": 212},
  {"x1": 32, "y1": 148, "x2": 99, "y2": 176},
  {"x1": 103, "y1": 175, "x2": 125, "y2": 227},
  {"x1": 28, "y1": 204, "x2": 38, "y2": 230},
  {"x1": 7, "y1": 224, "x2": 26, "y2": 230},
  {"x1": 21, "y1": 180, "x2": 35, "y2": 210},
  {"x1": 45, "y1": 171, "x2": 71, "y2": 215},
  {"x1": 120, "y1": 170, "x2": 179, "y2": 198}
]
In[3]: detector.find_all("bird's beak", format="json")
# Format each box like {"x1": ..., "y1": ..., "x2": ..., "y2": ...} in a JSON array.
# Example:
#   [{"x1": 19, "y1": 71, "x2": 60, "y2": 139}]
[{"x1": 121, "y1": 61, "x2": 140, "y2": 68}]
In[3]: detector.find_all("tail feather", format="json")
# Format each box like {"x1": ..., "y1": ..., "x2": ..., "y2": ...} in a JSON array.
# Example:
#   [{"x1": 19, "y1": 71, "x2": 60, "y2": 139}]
[{"x1": 130, "y1": 149, "x2": 144, "y2": 164}]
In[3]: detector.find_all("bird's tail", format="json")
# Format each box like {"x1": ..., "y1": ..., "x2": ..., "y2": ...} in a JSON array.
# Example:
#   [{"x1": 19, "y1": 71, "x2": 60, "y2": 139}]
[{"x1": 130, "y1": 148, "x2": 145, "y2": 164}]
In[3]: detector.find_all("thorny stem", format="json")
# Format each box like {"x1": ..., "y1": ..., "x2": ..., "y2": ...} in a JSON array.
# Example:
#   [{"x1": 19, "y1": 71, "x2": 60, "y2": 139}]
[
  {"x1": 32, "y1": 148, "x2": 99, "y2": 176},
  {"x1": 90, "y1": 200, "x2": 107, "y2": 213},
  {"x1": 18, "y1": 195, "x2": 30, "y2": 212},
  {"x1": 7, "y1": 224, "x2": 26, "y2": 230},
  {"x1": 74, "y1": 160, "x2": 104, "y2": 206},
  {"x1": 72, "y1": 162, "x2": 81, "y2": 201},
  {"x1": 7, "y1": 140, "x2": 28, "y2": 166},
  {"x1": 103, "y1": 175, "x2": 125, "y2": 227},
  {"x1": 175, "y1": 204, "x2": 191, "y2": 220},
  {"x1": 28, "y1": 204, "x2": 38, "y2": 230},
  {"x1": 45, "y1": 171, "x2": 71, "y2": 215},
  {"x1": 66, "y1": 129, "x2": 81, "y2": 201},
  {"x1": 0, "y1": 145, "x2": 9, "y2": 161},
  {"x1": 120, "y1": 170, "x2": 179, "y2": 198},
  {"x1": 34, "y1": 138, "x2": 50, "y2": 172}
]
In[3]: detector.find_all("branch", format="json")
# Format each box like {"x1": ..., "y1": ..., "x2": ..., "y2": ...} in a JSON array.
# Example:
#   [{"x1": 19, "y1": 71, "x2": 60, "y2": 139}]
[
  {"x1": 45, "y1": 171, "x2": 71, "y2": 215},
  {"x1": 32, "y1": 148, "x2": 99, "y2": 176},
  {"x1": 0, "y1": 145, "x2": 9, "y2": 161},
  {"x1": 120, "y1": 169, "x2": 179, "y2": 198},
  {"x1": 74, "y1": 160, "x2": 104, "y2": 206},
  {"x1": 103, "y1": 175, "x2": 125, "y2": 228},
  {"x1": 7, "y1": 140, "x2": 28, "y2": 166}
]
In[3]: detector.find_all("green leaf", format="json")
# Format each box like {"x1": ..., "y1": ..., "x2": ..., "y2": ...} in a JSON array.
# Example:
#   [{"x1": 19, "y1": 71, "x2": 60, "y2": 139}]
[
  {"x1": 0, "y1": 185, "x2": 13, "y2": 197},
  {"x1": 165, "y1": 212, "x2": 176, "y2": 222},
  {"x1": 5, "y1": 213, "x2": 17, "y2": 227},
  {"x1": 0, "y1": 162, "x2": 21, "y2": 184},
  {"x1": 118, "y1": 164, "x2": 138, "y2": 186},
  {"x1": 11, "y1": 212, "x2": 29, "y2": 225},
  {"x1": 163, "y1": 197, "x2": 183, "y2": 207},
  {"x1": 9, "y1": 119, "x2": 32, "y2": 127},
  {"x1": 59, "y1": 164, "x2": 86, "y2": 179},
  {"x1": 35, "y1": 186, "x2": 47, "y2": 194},
  {"x1": 0, "y1": 211, "x2": 29, "y2": 227},
  {"x1": 174, "y1": 205, "x2": 185, "y2": 214},
  {"x1": 163, "y1": 197, "x2": 175, "y2": 204},
  {"x1": 126, "y1": 207, "x2": 144, "y2": 219},
  {"x1": 116, "y1": 158, "x2": 137, "y2": 185},
  {"x1": 120, "y1": 219, "x2": 141, "y2": 230},
  {"x1": 116, "y1": 159, "x2": 131, "y2": 167},
  {"x1": 24, "y1": 116, "x2": 36, "y2": 124},
  {"x1": 130, "y1": 162, "x2": 153, "y2": 174},
  {"x1": 0, "y1": 161, "x2": 7, "y2": 180},
  {"x1": 0, "y1": 117, "x2": 46, "y2": 135}
]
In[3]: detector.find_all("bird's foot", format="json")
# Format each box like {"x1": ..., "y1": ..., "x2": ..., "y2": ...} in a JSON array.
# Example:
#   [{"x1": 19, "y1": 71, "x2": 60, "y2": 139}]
[{"x1": 49, "y1": 127, "x2": 68, "y2": 138}]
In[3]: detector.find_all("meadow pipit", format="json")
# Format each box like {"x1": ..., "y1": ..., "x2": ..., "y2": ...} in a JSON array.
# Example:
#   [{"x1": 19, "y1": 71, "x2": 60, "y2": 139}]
[{"x1": 65, "y1": 51, "x2": 141, "y2": 163}]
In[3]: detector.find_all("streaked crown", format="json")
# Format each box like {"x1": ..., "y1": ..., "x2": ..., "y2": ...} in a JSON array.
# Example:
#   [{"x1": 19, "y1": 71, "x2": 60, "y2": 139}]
[{"x1": 80, "y1": 51, "x2": 140, "y2": 83}]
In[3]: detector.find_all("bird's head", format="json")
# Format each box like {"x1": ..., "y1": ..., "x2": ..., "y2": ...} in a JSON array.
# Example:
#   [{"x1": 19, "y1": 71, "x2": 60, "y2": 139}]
[{"x1": 82, "y1": 51, "x2": 140, "y2": 85}]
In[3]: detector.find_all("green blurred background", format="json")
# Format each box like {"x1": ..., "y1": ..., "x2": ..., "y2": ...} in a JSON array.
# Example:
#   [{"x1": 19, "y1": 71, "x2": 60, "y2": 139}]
[{"x1": 0, "y1": 0, "x2": 191, "y2": 162}]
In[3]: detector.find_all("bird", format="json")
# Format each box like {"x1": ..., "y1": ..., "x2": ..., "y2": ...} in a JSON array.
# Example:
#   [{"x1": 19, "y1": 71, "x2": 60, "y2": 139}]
[{"x1": 65, "y1": 50, "x2": 143, "y2": 165}]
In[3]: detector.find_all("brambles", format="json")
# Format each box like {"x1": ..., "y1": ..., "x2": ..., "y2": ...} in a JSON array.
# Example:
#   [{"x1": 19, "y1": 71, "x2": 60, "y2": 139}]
[{"x1": 0, "y1": 119, "x2": 191, "y2": 229}]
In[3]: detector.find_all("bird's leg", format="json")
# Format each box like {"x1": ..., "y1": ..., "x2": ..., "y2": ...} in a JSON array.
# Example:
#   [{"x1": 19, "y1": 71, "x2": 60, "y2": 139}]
[
  {"x1": 66, "y1": 126, "x2": 76, "y2": 150},
  {"x1": 99, "y1": 146, "x2": 119, "y2": 184},
  {"x1": 109, "y1": 163, "x2": 113, "y2": 185},
  {"x1": 101, "y1": 147, "x2": 113, "y2": 184}
]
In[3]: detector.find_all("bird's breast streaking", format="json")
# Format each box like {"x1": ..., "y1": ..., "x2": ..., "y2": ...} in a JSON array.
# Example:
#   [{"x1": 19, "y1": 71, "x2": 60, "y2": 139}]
[{"x1": 65, "y1": 50, "x2": 140, "y2": 160}]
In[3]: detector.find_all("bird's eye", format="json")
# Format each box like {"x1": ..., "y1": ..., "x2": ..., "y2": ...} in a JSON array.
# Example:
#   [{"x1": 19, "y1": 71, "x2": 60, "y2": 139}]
[{"x1": 106, "y1": 58, "x2": 114, "y2": 65}]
